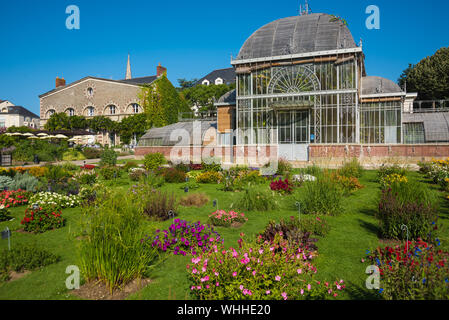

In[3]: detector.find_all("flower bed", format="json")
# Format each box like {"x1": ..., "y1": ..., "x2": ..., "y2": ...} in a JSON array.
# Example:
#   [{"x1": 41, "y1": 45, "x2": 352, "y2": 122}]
[
  {"x1": 29, "y1": 192, "x2": 81, "y2": 209},
  {"x1": 187, "y1": 234, "x2": 344, "y2": 300},
  {"x1": 0, "y1": 190, "x2": 30, "y2": 208},
  {"x1": 208, "y1": 210, "x2": 248, "y2": 228},
  {"x1": 145, "y1": 219, "x2": 223, "y2": 256},
  {"x1": 80, "y1": 164, "x2": 96, "y2": 170},
  {"x1": 364, "y1": 239, "x2": 449, "y2": 300},
  {"x1": 20, "y1": 205, "x2": 65, "y2": 233},
  {"x1": 270, "y1": 178, "x2": 293, "y2": 194}
]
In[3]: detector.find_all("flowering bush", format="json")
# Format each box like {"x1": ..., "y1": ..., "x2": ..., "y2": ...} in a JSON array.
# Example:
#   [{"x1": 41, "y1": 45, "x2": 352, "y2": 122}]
[
  {"x1": 270, "y1": 178, "x2": 293, "y2": 194},
  {"x1": 129, "y1": 168, "x2": 147, "y2": 181},
  {"x1": 27, "y1": 167, "x2": 49, "y2": 178},
  {"x1": 364, "y1": 239, "x2": 449, "y2": 300},
  {"x1": 379, "y1": 173, "x2": 408, "y2": 190},
  {"x1": 145, "y1": 219, "x2": 223, "y2": 256},
  {"x1": 20, "y1": 205, "x2": 65, "y2": 233},
  {"x1": 29, "y1": 192, "x2": 81, "y2": 209},
  {"x1": 331, "y1": 173, "x2": 364, "y2": 195},
  {"x1": 208, "y1": 210, "x2": 248, "y2": 228},
  {"x1": 0, "y1": 190, "x2": 30, "y2": 208},
  {"x1": 196, "y1": 171, "x2": 222, "y2": 184},
  {"x1": 187, "y1": 234, "x2": 344, "y2": 300},
  {"x1": 80, "y1": 164, "x2": 96, "y2": 170}
]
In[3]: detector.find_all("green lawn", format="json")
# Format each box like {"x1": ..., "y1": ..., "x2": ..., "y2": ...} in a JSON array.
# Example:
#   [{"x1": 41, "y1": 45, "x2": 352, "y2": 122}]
[{"x1": 0, "y1": 169, "x2": 448, "y2": 300}]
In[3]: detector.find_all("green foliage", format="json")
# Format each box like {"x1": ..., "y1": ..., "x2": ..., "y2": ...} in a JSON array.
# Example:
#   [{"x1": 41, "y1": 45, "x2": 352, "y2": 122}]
[
  {"x1": 0, "y1": 245, "x2": 60, "y2": 282},
  {"x1": 195, "y1": 171, "x2": 222, "y2": 184},
  {"x1": 338, "y1": 158, "x2": 364, "y2": 178},
  {"x1": 132, "y1": 182, "x2": 178, "y2": 221},
  {"x1": 398, "y1": 47, "x2": 449, "y2": 100},
  {"x1": 44, "y1": 165, "x2": 71, "y2": 183},
  {"x1": 299, "y1": 173, "x2": 344, "y2": 216},
  {"x1": 88, "y1": 116, "x2": 118, "y2": 134},
  {"x1": 128, "y1": 168, "x2": 147, "y2": 182},
  {"x1": 231, "y1": 186, "x2": 279, "y2": 212},
  {"x1": 99, "y1": 166, "x2": 122, "y2": 180},
  {"x1": 180, "y1": 83, "x2": 236, "y2": 111},
  {"x1": 277, "y1": 159, "x2": 293, "y2": 176},
  {"x1": 140, "y1": 74, "x2": 190, "y2": 128},
  {"x1": 158, "y1": 168, "x2": 186, "y2": 183},
  {"x1": 0, "y1": 206, "x2": 12, "y2": 222},
  {"x1": 99, "y1": 148, "x2": 118, "y2": 167},
  {"x1": 62, "y1": 149, "x2": 86, "y2": 161},
  {"x1": 44, "y1": 113, "x2": 70, "y2": 131},
  {"x1": 82, "y1": 147, "x2": 102, "y2": 159},
  {"x1": 298, "y1": 165, "x2": 322, "y2": 177},
  {"x1": 122, "y1": 161, "x2": 139, "y2": 172},
  {"x1": 74, "y1": 170, "x2": 97, "y2": 185},
  {"x1": 0, "y1": 176, "x2": 13, "y2": 190},
  {"x1": 377, "y1": 164, "x2": 407, "y2": 182},
  {"x1": 78, "y1": 191, "x2": 158, "y2": 293},
  {"x1": 12, "y1": 139, "x2": 68, "y2": 162},
  {"x1": 9, "y1": 173, "x2": 39, "y2": 192},
  {"x1": 143, "y1": 152, "x2": 166, "y2": 171},
  {"x1": 201, "y1": 157, "x2": 222, "y2": 172},
  {"x1": 118, "y1": 113, "x2": 149, "y2": 145},
  {"x1": 377, "y1": 180, "x2": 438, "y2": 240}
]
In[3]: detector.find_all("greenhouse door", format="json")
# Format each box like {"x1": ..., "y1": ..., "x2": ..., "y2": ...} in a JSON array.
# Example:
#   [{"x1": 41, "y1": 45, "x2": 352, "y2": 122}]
[{"x1": 278, "y1": 110, "x2": 309, "y2": 161}]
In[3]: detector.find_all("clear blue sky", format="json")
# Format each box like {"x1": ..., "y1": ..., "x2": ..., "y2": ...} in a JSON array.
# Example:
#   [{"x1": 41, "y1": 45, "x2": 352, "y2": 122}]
[{"x1": 1, "y1": 0, "x2": 448, "y2": 115}]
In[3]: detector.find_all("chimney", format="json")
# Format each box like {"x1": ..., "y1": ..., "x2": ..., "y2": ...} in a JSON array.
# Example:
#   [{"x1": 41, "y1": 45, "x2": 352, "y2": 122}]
[
  {"x1": 56, "y1": 77, "x2": 66, "y2": 88},
  {"x1": 157, "y1": 63, "x2": 167, "y2": 77}
]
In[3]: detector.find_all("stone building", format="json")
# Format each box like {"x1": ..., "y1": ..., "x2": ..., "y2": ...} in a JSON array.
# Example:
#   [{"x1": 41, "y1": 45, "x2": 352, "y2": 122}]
[
  {"x1": 39, "y1": 58, "x2": 167, "y2": 145},
  {"x1": 0, "y1": 100, "x2": 40, "y2": 129}
]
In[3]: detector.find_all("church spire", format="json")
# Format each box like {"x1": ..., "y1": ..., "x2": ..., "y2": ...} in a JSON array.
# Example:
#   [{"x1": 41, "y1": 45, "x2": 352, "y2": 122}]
[{"x1": 126, "y1": 54, "x2": 132, "y2": 80}]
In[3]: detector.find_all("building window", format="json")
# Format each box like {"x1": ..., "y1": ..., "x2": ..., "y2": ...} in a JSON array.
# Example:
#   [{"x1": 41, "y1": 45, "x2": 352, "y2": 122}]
[
  {"x1": 215, "y1": 78, "x2": 224, "y2": 85},
  {"x1": 109, "y1": 105, "x2": 116, "y2": 115},
  {"x1": 202, "y1": 80, "x2": 210, "y2": 86},
  {"x1": 87, "y1": 87, "x2": 94, "y2": 98},
  {"x1": 404, "y1": 122, "x2": 425, "y2": 144},
  {"x1": 67, "y1": 108, "x2": 75, "y2": 116},
  {"x1": 360, "y1": 101, "x2": 402, "y2": 144},
  {"x1": 47, "y1": 109, "x2": 56, "y2": 118},
  {"x1": 132, "y1": 103, "x2": 140, "y2": 114},
  {"x1": 87, "y1": 107, "x2": 95, "y2": 117}
]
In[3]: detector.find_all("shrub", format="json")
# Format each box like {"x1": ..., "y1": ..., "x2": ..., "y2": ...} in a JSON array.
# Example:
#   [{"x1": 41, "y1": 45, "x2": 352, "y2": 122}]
[
  {"x1": 143, "y1": 152, "x2": 166, "y2": 171},
  {"x1": 277, "y1": 158, "x2": 293, "y2": 176},
  {"x1": 0, "y1": 245, "x2": 60, "y2": 282},
  {"x1": 74, "y1": 170, "x2": 97, "y2": 185},
  {"x1": 27, "y1": 167, "x2": 49, "y2": 178},
  {"x1": 300, "y1": 173, "x2": 343, "y2": 216},
  {"x1": 99, "y1": 148, "x2": 118, "y2": 167},
  {"x1": 145, "y1": 219, "x2": 223, "y2": 256},
  {"x1": 364, "y1": 240, "x2": 449, "y2": 300},
  {"x1": 0, "y1": 168, "x2": 16, "y2": 178},
  {"x1": 129, "y1": 168, "x2": 147, "y2": 181},
  {"x1": 133, "y1": 184, "x2": 177, "y2": 221},
  {"x1": 180, "y1": 193, "x2": 209, "y2": 208},
  {"x1": 377, "y1": 164, "x2": 407, "y2": 182},
  {"x1": 63, "y1": 149, "x2": 86, "y2": 161},
  {"x1": 196, "y1": 171, "x2": 222, "y2": 184},
  {"x1": 99, "y1": 166, "x2": 122, "y2": 180},
  {"x1": 231, "y1": 186, "x2": 279, "y2": 212},
  {"x1": 78, "y1": 192, "x2": 158, "y2": 293},
  {"x1": 186, "y1": 234, "x2": 344, "y2": 300},
  {"x1": 259, "y1": 219, "x2": 319, "y2": 251},
  {"x1": 379, "y1": 173, "x2": 408, "y2": 190},
  {"x1": 201, "y1": 157, "x2": 222, "y2": 172},
  {"x1": 0, "y1": 205, "x2": 12, "y2": 222},
  {"x1": 123, "y1": 161, "x2": 139, "y2": 172},
  {"x1": 237, "y1": 170, "x2": 265, "y2": 185},
  {"x1": 0, "y1": 176, "x2": 13, "y2": 190},
  {"x1": 60, "y1": 162, "x2": 81, "y2": 173},
  {"x1": 82, "y1": 147, "x2": 102, "y2": 159},
  {"x1": 8, "y1": 173, "x2": 39, "y2": 192},
  {"x1": 186, "y1": 170, "x2": 203, "y2": 180},
  {"x1": 208, "y1": 210, "x2": 248, "y2": 228},
  {"x1": 377, "y1": 181, "x2": 438, "y2": 241},
  {"x1": 44, "y1": 165, "x2": 71, "y2": 183},
  {"x1": 299, "y1": 165, "x2": 322, "y2": 177},
  {"x1": 158, "y1": 167, "x2": 187, "y2": 183},
  {"x1": 331, "y1": 173, "x2": 364, "y2": 196},
  {"x1": 0, "y1": 190, "x2": 30, "y2": 208},
  {"x1": 20, "y1": 205, "x2": 65, "y2": 233},
  {"x1": 180, "y1": 181, "x2": 200, "y2": 191},
  {"x1": 270, "y1": 178, "x2": 294, "y2": 194},
  {"x1": 338, "y1": 158, "x2": 364, "y2": 178}
]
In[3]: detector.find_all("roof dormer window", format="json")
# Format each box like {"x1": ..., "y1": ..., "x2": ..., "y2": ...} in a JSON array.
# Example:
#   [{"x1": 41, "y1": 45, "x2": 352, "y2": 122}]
[
  {"x1": 215, "y1": 78, "x2": 224, "y2": 85},
  {"x1": 202, "y1": 79, "x2": 210, "y2": 86}
]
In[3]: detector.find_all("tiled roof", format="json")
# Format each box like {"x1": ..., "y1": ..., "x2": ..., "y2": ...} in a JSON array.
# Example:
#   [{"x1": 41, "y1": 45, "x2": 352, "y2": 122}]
[
  {"x1": 196, "y1": 68, "x2": 236, "y2": 86},
  {"x1": 0, "y1": 106, "x2": 39, "y2": 119}
]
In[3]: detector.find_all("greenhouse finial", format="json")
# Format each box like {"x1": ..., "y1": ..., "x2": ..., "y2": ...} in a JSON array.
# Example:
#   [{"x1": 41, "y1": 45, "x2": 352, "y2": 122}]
[{"x1": 300, "y1": 0, "x2": 311, "y2": 16}]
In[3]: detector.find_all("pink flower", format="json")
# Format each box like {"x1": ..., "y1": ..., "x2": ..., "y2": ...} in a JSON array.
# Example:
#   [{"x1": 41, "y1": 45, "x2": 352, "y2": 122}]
[
  {"x1": 214, "y1": 272, "x2": 219, "y2": 276},
  {"x1": 297, "y1": 269, "x2": 302, "y2": 274},
  {"x1": 192, "y1": 268, "x2": 198, "y2": 274},
  {"x1": 216, "y1": 282, "x2": 220, "y2": 287},
  {"x1": 307, "y1": 284, "x2": 311, "y2": 291},
  {"x1": 252, "y1": 270, "x2": 256, "y2": 276},
  {"x1": 259, "y1": 248, "x2": 264, "y2": 255},
  {"x1": 232, "y1": 272, "x2": 237, "y2": 277},
  {"x1": 240, "y1": 285, "x2": 244, "y2": 291},
  {"x1": 275, "y1": 276, "x2": 281, "y2": 281},
  {"x1": 281, "y1": 292, "x2": 288, "y2": 300},
  {"x1": 200, "y1": 276, "x2": 210, "y2": 282},
  {"x1": 266, "y1": 290, "x2": 271, "y2": 295}
]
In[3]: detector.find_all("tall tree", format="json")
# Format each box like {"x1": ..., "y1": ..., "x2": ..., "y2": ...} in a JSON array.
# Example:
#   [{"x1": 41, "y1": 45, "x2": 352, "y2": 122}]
[
  {"x1": 45, "y1": 112, "x2": 70, "y2": 131},
  {"x1": 177, "y1": 78, "x2": 198, "y2": 90},
  {"x1": 118, "y1": 113, "x2": 149, "y2": 145},
  {"x1": 180, "y1": 83, "x2": 236, "y2": 112},
  {"x1": 398, "y1": 47, "x2": 449, "y2": 100}
]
